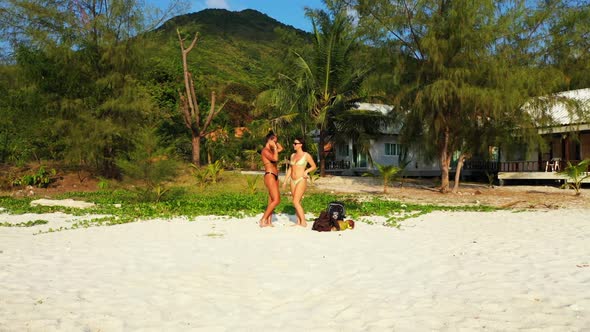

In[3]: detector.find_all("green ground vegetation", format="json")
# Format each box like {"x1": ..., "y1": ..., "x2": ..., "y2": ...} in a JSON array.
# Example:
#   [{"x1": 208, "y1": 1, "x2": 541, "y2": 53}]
[{"x1": 0, "y1": 170, "x2": 496, "y2": 232}]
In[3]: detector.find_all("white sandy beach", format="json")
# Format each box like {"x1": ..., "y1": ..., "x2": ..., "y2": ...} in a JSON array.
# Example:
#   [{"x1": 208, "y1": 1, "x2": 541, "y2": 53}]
[{"x1": 1, "y1": 209, "x2": 589, "y2": 331}]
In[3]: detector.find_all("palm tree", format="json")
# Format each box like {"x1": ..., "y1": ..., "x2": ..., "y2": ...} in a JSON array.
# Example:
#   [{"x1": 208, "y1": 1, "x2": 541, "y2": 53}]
[
  {"x1": 364, "y1": 163, "x2": 400, "y2": 194},
  {"x1": 559, "y1": 159, "x2": 590, "y2": 195},
  {"x1": 256, "y1": 6, "x2": 370, "y2": 176},
  {"x1": 332, "y1": 105, "x2": 398, "y2": 170}
]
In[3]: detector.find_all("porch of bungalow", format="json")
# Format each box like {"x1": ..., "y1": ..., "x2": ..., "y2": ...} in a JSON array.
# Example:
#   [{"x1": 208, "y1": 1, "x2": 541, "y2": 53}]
[{"x1": 494, "y1": 159, "x2": 590, "y2": 186}]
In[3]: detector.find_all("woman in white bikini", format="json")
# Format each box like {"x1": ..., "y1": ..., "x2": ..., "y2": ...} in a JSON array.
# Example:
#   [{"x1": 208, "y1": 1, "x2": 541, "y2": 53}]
[
  {"x1": 283, "y1": 137, "x2": 317, "y2": 227},
  {"x1": 260, "y1": 131, "x2": 283, "y2": 227}
]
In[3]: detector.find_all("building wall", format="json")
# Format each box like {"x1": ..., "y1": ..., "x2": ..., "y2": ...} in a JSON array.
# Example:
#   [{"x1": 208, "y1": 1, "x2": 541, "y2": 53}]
[
  {"x1": 581, "y1": 132, "x2": 590, "y2": 160},
  {"x1": 552, "y1": 136, "x2": 562, "y2": 158},
  {"x1": 500, "y1": 143, "x2": 538, "y2": 162},
  {"x1": 369, "y1": 136, "x2": 439, "y2": 172},
  {"x1": 330, "y1": 135, "x2": 441, "y2": 175}
]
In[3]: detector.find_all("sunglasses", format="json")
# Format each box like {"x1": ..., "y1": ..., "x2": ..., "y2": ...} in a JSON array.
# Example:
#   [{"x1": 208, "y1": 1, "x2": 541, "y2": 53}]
[{"x1": 293, "y1": 142, "x2": 302, "y2": 145}]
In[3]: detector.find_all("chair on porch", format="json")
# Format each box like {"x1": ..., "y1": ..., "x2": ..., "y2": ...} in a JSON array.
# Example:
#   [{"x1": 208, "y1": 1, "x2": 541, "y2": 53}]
[{"x1": 545, "y1": 158, "x2": 561, "y2": 172}]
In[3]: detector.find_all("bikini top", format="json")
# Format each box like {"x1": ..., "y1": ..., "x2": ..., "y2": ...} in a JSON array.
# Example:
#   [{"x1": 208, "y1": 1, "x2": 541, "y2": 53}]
[{"x1": 290, "y1": 154, "x2": 308, "y2": 167}]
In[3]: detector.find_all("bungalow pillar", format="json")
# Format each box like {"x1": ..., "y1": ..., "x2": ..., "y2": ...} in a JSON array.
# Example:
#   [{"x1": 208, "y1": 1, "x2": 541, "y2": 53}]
[{"x1": 563, "y1": 134, "x2": 570, "y2": 162}]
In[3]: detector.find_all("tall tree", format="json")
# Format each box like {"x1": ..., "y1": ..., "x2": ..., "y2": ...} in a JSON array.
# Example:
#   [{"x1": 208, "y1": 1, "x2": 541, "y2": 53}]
[
  {"x1": 0, "y1": 0, "x2": 186, "y2": 176},
  {"x1": 351, "y1": 0, "x2": 567, "y2": 192},
  {"x1": 176, "y1": 29, "x2": 224, "y2": 167},
  {"x1": 545, "y1": 1, "x2": 590, "y2": 89},
  {"x1": 257, "y1": 3, "x2": 370, "y2": 176}
]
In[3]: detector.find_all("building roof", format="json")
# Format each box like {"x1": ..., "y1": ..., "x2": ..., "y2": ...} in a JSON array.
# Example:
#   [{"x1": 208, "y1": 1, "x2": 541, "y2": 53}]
[
  {"x1": 353, "y1": 102, "x2": 400, "y2": 134},
  {"x1": 529, "y1": 88, "x2": 590, "y2": 126},
  {"x1": 353, "y1": 102, "x2": 393, "y2": 115}
]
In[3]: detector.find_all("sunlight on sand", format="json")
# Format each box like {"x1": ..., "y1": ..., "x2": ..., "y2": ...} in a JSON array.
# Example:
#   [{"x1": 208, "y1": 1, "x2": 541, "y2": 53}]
[{"x1": 1, "y1": 209, "x2": 589, "y2": 331}]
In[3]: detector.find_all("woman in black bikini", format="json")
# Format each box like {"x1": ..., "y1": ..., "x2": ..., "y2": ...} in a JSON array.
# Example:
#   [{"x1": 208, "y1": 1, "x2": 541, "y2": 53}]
[{"x1": 260, "y1": 131, "x2": 283, "y2": 227}]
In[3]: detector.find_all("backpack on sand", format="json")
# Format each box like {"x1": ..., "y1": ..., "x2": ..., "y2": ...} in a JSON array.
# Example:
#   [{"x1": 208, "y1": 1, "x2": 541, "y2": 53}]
[
  {"x1": 327, "y1": 201, "x2": 346, "y2": 222},
  {"x1": 312, "y1": 201, "x2": 346, "y2": 232}
]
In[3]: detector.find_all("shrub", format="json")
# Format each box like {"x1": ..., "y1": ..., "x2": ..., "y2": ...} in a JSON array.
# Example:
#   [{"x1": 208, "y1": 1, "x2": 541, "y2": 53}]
[
  {"x1": 559, "y1": 159, "x2": 590, "y2": 195},
  {"x1": 116, "y1": 128, "x2": 179, "y2": 202},
  {"x1": 12, "y1": 166, "x2": 57, "y2": 188}
]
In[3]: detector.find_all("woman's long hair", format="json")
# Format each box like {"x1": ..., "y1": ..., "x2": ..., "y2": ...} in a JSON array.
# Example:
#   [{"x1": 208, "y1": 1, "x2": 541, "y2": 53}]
[
  {"x1": 295, "y1": 137, "x2": 307, "y2": 152},
  {"x1": 265, "y1": 130, "x2": 276, "y2": 143}
]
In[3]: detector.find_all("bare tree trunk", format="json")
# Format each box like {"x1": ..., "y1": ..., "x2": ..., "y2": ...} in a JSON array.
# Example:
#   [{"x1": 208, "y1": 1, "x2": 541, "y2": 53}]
[
  {"x1": 452, "y1": 152, "x2": 467, "y2": 193},
  {"x1": 192, "y1": 138, "x2": 201, "y2": 166},
  {"x1": 177, "y1": 29, "x2": 223, "y2": 167},
  {"x1": 439, "y1": 128, "x2": 454, "y2": 193},
  {"x1": 319, "y1": 128, "x2": 326, "y2": 177}
]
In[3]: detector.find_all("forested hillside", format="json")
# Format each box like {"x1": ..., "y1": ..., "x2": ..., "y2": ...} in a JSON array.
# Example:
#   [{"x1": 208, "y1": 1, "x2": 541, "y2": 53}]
[
  {"x1": 147, "y1": 9, "x2": 311, "y2": 91},
  {"x1": 1, "y1": 0, "x2": 588, "y2": 194},
  {"x1": 0, "y1": 6, "x2": 313, "y2": 178}
]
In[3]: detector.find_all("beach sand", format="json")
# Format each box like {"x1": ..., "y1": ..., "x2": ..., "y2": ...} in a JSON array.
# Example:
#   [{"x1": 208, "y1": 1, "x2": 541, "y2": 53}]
[{"x1": 1, "y1": 209, "x2": 589, "y2": 331}]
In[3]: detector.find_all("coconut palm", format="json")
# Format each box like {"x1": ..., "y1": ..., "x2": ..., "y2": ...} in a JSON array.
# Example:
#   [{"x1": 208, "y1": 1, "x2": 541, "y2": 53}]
[
  {"x1": 559, "y1": 159, "x2": 590, "y2": 195},
  {"x1": 364, "y1": 162, "x2": 401, "y2": 193},
  {"x1": 256, "y1": 5, "x2": 370, "y2": 176},
  {"x1": 332, "y1": 105, "x2": 398, "y2": 169}
]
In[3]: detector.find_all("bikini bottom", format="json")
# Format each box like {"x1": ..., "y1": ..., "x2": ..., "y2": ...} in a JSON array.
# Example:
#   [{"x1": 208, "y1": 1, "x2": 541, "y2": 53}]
[
  {"x1": 264, "y1": 171, "x2": 278, "y2": 181},
  {"x1": 291, "y1": 176, "x2": 305, "y2": 186}
]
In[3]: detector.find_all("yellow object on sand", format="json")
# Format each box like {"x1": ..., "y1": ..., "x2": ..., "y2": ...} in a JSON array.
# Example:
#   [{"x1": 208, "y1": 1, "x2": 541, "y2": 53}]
[{"x1": 337, "y1": 220, "x2": 352, "y2": 230}]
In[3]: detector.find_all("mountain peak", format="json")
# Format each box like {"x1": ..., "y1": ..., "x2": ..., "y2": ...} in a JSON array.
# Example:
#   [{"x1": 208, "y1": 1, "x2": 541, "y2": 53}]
[{"x1": 157, "y1": 8, "x2": 307, "y2": 39}]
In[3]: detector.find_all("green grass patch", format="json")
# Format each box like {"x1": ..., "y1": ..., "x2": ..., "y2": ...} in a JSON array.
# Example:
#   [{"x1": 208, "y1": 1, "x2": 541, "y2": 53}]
[
  {"x1": 0, "y1": 219, "x2": 49, "y2": 227},
  {"x1": 0, "y1": 187, "x2": 497, "y2": 231}
]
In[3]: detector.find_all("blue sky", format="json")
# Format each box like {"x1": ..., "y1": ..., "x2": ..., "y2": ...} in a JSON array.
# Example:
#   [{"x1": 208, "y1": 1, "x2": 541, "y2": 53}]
[{"x1": 154, "y1": 0, "x2": 326, "y2": 31}]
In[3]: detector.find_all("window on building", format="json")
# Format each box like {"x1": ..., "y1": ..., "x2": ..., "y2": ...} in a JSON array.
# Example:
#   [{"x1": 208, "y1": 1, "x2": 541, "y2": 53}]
[
  {"x1": 337, "y1": 143, "x2": 349, "y2": 156},
  {"x1": 385, "y1": 143, "x2": 402, "y2": 156}
]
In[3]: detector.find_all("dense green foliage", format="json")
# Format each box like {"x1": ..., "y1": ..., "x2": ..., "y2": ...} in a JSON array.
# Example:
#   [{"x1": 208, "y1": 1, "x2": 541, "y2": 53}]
[
  {"x1": 0, "y1": 4, "x2": 312, "y2": 175},
  {"x1": 256, "y1": 3, "x2": 377, "y2": 176},
  {"x1": 0, "y1": 0, "x2": 589, "y2": 189},
  {"x1": 116, "y1": 127, "x2": 180, "y2": 201},
  {"x1": 350, "y1": 0, "x2": 588, "y2": 192},
  {"x1": 152, "y1": 9, "x2": 310, "y2": 90},
  {"x1": 11, "y1": 167, "x2": 57, "y2": 188},
  {"x1": 1, "y1": 0, "x2": 163, "y2": 178}
]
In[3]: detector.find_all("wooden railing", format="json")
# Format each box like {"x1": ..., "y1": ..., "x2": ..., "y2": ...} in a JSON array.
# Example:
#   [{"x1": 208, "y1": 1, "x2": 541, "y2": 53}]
[
  {"x1": 326, "y1": 160, "x2": 351, "y2": 170},
  {"x1": 326, "y1": 159, "x2": 589, "y2": 172},
  {"x1": 499, "y1": 161, "x2": 543, "y2": 172},
  {"x1": 463, "y1": 160, "x2": 499, "y2": 171},
  {"x1": 498, "y1": 160, "x2": 589, "y2": 172}
]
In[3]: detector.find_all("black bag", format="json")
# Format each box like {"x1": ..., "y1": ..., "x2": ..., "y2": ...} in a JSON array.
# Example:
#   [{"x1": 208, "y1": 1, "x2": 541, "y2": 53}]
[{"x1": 327, "y1": 201, "x2": 346, "y2": 222}]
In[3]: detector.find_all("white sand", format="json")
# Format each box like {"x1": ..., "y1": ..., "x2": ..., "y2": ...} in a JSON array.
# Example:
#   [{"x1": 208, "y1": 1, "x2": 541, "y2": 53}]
[
  {"x1": 1, "y1": 209, "x2": 589, "y2": 331},
  {"x1": 30, "y1": 199, "x2": 96, "y2": 209}
]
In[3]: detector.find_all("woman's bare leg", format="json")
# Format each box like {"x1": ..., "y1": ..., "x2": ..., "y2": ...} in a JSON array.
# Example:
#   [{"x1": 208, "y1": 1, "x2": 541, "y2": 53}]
[
  {"x1": 267, "y1": 179, "x2": 280, "y2": 224},
  {"x1": 266, "y1": 194, "x2": 273, "y2": 224},
  {"x1": 290, "y1": 180, "x2": 307, "y2": 227},
  {"x1": 261, "y1": 174, "x2": 280, "y2": 227}
]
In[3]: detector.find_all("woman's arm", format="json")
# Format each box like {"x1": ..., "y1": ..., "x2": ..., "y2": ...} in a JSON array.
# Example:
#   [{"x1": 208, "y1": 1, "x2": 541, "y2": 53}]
[
  {"x1": 283, "y1": 154, "x2": 293, "y2": 188},
  {"x1": 261, "y1": 144, "x2": 278, "y2": 162},
  {"x1": 304, "y1": 152, "x2": 317, "y2": 177}
]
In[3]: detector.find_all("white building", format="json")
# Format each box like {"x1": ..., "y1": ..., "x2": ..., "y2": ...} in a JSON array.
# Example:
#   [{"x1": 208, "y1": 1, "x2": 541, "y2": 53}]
[{"x1": 327, "y1": 102, "x2": 440, "y2": 176}]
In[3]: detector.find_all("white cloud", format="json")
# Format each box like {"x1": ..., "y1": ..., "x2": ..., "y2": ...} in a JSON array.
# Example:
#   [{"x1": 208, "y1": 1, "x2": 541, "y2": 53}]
[{"x1": 205, "y1": 0, "x2": 230, "y2": 9}]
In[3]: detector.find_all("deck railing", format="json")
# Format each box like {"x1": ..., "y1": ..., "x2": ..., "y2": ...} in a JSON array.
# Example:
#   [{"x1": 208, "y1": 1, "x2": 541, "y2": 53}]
[
  {"x1": 498, "y1": 159, "x2": 589, "y2": 172},
  {"x1": 463, "y1": 160, "x2": 499, "y2": 171},
  {"x1": 325, "y1": 160, "x2": 351, "y2": 170},
  {"x1": 325, "y1": 159, "x2": 589, "y2": 172}
]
